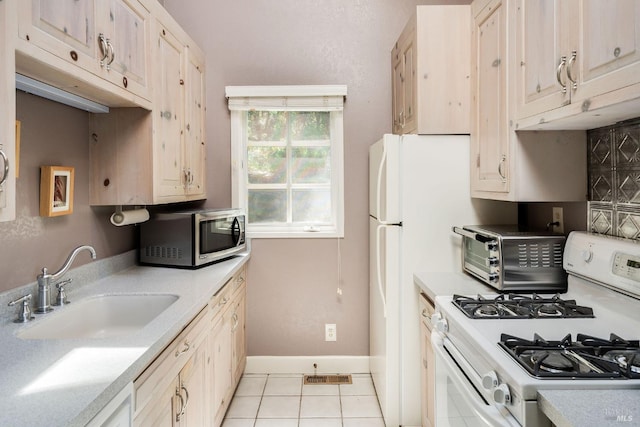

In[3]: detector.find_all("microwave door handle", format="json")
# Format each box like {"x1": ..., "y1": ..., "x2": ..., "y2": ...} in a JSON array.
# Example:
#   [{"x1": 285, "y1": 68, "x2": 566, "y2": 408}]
[
  {"x1": 232, "y1": 217, "x2": 243, "y2": 247},
  {"x1": 452, "y1": 227, "x2": 493, "y2": 244}
]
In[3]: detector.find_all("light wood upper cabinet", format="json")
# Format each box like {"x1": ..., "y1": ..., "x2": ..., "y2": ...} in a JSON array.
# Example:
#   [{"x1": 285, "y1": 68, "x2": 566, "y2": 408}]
[
  {"x1": 516, "y1": 0, "x2": 640, "y2": 130},
  {"x1": 185, "y1": 48, "x2": 206, "y2": 198},
  {"x1": 89, "y1": 13, "x2": 206, "y2": 206},
  {"x1": 0, "y1": 0, "x2": 17, "y2": 222},
  {"x1": 471, "y1": 0, "x2": 587, "y2": 202},
  {"x1": 471, "y1": 0, "x2": 509, "y2": 194},
  {"x1": 98, "y1": 0, "x2": 150, "y2": 100},
  {"x1": 154, "y1": 22, "x2": 186, "y2": 200},
  {"x1": 16, "y1": 0, "x2": 151, "y2": 106},
  {"x1": 392, "y1": 5, "x2": 470, "y2": 135}
]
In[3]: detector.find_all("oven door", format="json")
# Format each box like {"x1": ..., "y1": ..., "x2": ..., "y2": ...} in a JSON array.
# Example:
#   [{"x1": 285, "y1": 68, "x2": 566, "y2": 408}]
[{"x1": 431, "y1": 333, "x2": 520, "y2": 427}]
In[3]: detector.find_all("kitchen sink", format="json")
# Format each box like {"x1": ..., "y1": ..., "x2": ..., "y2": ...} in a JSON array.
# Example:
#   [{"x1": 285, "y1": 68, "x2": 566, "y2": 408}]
[{"x1": 17, "y1": 294, "x2": 179, "y2": 340}]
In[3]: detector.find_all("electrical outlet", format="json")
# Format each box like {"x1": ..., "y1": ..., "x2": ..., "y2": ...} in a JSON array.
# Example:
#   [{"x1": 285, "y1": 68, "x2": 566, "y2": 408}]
[
  {"x1": 552, "y1": 207, "x2": 564, "y2": 234},
  {"x1": 325, "y1": 324, "x2": 336, "y2": 341}
]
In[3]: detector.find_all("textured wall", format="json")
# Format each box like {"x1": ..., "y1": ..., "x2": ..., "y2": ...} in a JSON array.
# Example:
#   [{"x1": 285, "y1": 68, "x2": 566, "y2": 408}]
[
  {"x1": 162, "y1": 0, "x2": 470, "y2": 355},
  {"x1": 0, "y1": 92, "x2": 135, "y2": 293}
]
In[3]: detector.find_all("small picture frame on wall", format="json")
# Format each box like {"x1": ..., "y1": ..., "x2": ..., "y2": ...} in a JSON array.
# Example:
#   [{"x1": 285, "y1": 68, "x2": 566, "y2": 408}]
[{"x1": 40, "y1": 166, "x2": 74, "y2": 217}]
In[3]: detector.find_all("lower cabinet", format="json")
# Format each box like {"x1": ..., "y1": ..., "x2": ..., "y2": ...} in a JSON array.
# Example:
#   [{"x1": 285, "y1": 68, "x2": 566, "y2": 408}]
[
  {"x1": 419, "y1": 293, "x2": 435, "y2": 427},
  {"x1": 133, "y1": 266, "x2": 247, "y2": 427},
  {"x1": 211, "y1": 267, "x2": 247, "y2": 427}
]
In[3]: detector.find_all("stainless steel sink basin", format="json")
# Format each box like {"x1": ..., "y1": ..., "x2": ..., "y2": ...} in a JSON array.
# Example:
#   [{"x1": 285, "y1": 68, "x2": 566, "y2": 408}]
[{"x1": 17, "y1": 294, "x2": 179, "y2": 340}]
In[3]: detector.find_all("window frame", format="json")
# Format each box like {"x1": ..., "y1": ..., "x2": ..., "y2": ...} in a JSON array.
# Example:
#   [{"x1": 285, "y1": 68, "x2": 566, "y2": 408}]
[{"x1": 227, "y1": 85, "x2": 346, "y2": 239}]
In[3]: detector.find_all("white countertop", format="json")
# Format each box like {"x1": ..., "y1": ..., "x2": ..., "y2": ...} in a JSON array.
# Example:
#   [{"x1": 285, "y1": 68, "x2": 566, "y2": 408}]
[
  {"x1": 538, "y1": 389, "x2": 640, "y2": 427},
  {"x1": 0, "y1": 254, "x2": 249, "y2": 427},
  {"x1": 413, "y1": 270, "x2": 498, "y2": 301}
]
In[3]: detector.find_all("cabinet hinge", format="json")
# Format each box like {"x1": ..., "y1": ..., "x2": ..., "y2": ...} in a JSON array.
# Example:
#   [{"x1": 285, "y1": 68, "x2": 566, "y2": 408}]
[{"x1": 476, "y1": 154, "x2": 480, "y2": 168}]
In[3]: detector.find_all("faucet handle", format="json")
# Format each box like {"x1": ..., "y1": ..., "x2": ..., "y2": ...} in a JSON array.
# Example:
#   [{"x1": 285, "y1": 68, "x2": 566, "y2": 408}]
[
  {"x1": 8, "y1": 294, "x2": 34, "y2": 323},
  {"x1": 53, "y1": 279, "x2": 73, "y2": 306}
]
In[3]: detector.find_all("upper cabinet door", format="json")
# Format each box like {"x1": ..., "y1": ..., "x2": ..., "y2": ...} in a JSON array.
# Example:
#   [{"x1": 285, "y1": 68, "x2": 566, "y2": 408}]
[
  {"x1": 515, "y1": 0, "x2": 640, "y2": 128},
  {"x1": 572, "y1": 0, "x2": 640, "y2": 103},
  {"x1": 471, "y1": 0, "x2": 509, "y2": 194},
  {"x1": 22, "y1": 0, "x2": 98, "y2": 68},
  {"x1": 154, "y1": 23, "x2": 186, "y2": 200},
  {"x1": 184, "y1": 48, "x2": 206, "y2": 198},
  {"x1": 97, "y1": 0, "x2": 150, "y2": 100},
  {"x1": 17, "y1": 0, "x2": 150, "y2": 104},
  {"x1": 516, "y1": 0, "x2": 571, "y2": 119}
]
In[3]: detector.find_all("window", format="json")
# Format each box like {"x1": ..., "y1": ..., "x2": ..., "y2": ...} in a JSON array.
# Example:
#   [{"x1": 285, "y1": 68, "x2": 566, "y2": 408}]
[{"x1": 226, "y1": 85, "x2": 346, "y2": 238}]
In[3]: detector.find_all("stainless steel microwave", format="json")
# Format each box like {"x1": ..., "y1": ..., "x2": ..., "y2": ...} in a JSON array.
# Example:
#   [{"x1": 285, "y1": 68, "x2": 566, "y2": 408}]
[{"x1": 139, "y1": 208, "x2": 246, "y2": 268}]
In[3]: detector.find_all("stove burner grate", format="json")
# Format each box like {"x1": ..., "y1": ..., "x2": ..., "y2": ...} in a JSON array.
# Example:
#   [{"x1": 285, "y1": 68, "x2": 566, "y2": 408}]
[
  {"x1": 499, "y1": 333, "x2": 640, "y2": 379},
  {"x1": 452, "y1": 293, "x2": 594, "y2": 319}
]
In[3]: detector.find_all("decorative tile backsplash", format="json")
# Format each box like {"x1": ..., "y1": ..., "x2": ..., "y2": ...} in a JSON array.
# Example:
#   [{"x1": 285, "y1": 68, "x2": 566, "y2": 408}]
[{"x1": 588, "y1": 118, "x2": 640, "y2": 239}]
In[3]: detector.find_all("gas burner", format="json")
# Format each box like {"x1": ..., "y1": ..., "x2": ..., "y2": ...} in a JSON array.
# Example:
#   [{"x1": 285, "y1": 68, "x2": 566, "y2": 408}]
[
  {"x1": 452, "y1": 294, "x2": 594, "y2": 319},
  {"x1": 474, "y1": 304, "x2": 499, "y2": 317},
  {"x1": 529, "y1": 351, "x2": 575, "y2": 373},
  {"x1": 536, "y1": 303, "x2": 563, "y2": 317},
  {"x1": 604, "y1": 351, "x2": 640, "y2": 374},
  {"x1": 499, "y1": 333, "x2": 640, "y2": 379}
]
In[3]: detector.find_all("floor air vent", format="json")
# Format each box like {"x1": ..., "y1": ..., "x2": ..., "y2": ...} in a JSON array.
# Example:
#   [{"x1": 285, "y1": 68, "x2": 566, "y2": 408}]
[{"x1": 303, "y1": 374, "x2": 352, "y2": 385}]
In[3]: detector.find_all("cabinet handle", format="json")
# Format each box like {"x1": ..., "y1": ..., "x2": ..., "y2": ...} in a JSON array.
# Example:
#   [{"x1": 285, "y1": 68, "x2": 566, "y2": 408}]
[
  {"x1": 231, "y1": 313, "x2": 239, "y2": 332},
  {"x1": 556, "y1": 55, "x2": 567, "y2": 94},
  {"x1": 98, "y1": 33, "x2": 109, "y2": 66},
  {"x1": 566, "y1": 51, "x2": 577, "y2": 90},
  {"x1": 175, "y1": 340, "x2": 191, "y2": 357},
  {"x1": 106, "y1": 39, "x2": 115, "y2": 70},
  {"x1": 421, "y1": 309, "x2": 429, "y2": 318},
  {"x1": 498, "y1": 155, "x2": 507, "y2": 182},
  {"x1": 0, "y1": 146, "x2": 9, "y2": 187},
  {"x1": 219, "y1": 296, "x2": 229, "y2": 306},
  {"x1": 175, "y1": 387, "x2": 185, "y2": 422},
  {"x1": 180, "y1": 384, "x2": 189, "y2": 420}
]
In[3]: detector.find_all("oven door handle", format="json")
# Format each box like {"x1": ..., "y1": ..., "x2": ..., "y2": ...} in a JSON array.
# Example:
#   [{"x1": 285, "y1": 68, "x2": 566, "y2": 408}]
[{"x1": 431, "y1": 333, "x2": 520, "y2": 427}]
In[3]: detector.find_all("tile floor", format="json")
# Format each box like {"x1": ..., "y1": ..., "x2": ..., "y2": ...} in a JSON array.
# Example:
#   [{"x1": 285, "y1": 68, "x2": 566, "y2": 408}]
[{"x1": 222, "y1": 373, "x2": 386, "y2": 427}]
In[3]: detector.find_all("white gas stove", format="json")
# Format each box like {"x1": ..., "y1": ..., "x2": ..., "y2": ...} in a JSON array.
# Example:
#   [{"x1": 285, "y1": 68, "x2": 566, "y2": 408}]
[{"x1": 432, "y1": 232, "x2": 640, "y2": 426}]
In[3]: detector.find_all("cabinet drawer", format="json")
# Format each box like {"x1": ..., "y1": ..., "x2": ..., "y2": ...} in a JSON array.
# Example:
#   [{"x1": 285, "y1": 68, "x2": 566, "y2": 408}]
[
  {"x1": 210, "y1": 277, "x2": 234, "y2": 319},
  {"x1": 419, "y1": 292, "x2": 435, "y2": 330},
  {"x1": 210, "y1": 267, "x2": 246, "y2": 319},
  {"x1": 133, "y1": 306, "x2": 208, "y2": 414}
]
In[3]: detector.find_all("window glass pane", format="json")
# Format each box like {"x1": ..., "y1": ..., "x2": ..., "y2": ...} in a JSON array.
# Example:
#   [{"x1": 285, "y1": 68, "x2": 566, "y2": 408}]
[
  {"x1": 291, "y1": 147, "x2": 331, "y2": 184},
  {"x1": 247, "y1": 147, "x2": 286, "y2": 184},
  {"x1": 290, "y1": 112, "x2": 330, "y2": 141},
  {"x1": 248, "y1": 189, "x2": 287, "y2": 223},
  {"x1": 248, "y1": 111, "x2": 286, "y2": 142},
  {"x1": 292, "y1": 189, "x2": 331, "y2": 223}
]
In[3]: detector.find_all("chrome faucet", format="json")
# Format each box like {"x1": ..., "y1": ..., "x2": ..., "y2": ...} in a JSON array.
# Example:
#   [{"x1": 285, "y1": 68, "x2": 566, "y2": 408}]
[{"x1": 35, "y1": 245, "x2": 97, "y2": 313}]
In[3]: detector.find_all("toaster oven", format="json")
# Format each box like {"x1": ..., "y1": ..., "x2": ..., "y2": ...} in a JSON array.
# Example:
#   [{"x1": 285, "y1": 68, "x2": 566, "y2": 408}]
[{"x1": 452, "y1": 225, "x2": 567, "y2": 292}]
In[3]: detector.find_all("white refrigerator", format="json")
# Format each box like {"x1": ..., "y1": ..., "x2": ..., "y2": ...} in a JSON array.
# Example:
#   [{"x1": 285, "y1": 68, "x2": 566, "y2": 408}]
[{"x1": 369, "y1": 134, "x2": 516, "y2": 427}]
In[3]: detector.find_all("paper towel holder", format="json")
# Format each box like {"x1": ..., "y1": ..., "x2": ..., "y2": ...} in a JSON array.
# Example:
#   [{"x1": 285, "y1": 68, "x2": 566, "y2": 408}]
[{"x1": 110, "y1": 206, "x2": 150, "y2": 226}]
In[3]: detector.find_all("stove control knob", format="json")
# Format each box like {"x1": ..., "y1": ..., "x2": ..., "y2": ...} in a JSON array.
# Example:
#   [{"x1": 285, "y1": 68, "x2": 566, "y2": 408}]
[
  {"x1": 582, "y1": 249, "x2": 593, "y2": 263},
  {"x1": 493, "y1": 383, "x2": 511, "y2": 405},
  {"x1": 432, "y1": 313, "x2": 448, "y2": 333},
  {"x1": 481, "y1": 371, "x2": 499, "y2": 390}
]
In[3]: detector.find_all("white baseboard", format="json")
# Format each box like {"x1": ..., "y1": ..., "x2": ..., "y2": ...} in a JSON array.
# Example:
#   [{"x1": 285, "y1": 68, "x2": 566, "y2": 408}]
[{"x1": 244, "y1": 356, "x2": 370, "y2": 375}]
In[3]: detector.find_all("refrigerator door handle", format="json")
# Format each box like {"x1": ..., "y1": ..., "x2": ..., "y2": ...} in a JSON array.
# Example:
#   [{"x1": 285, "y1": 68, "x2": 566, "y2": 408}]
[
  {"x1": 376, "y1": 143, "x2": 387, "y2": 224},
  {"x1": 376, "y1": 224, "x2": 387, "y2": 318}
]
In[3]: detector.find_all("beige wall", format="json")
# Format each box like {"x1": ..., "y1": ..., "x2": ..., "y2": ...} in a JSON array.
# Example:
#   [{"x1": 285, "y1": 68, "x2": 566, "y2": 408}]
[
  {"x1": 163, "y1": 0, "x2": 470, "y2": 356},
  {"x1": 0, "y1": 92, "x2": 135, "y2": 293}
]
